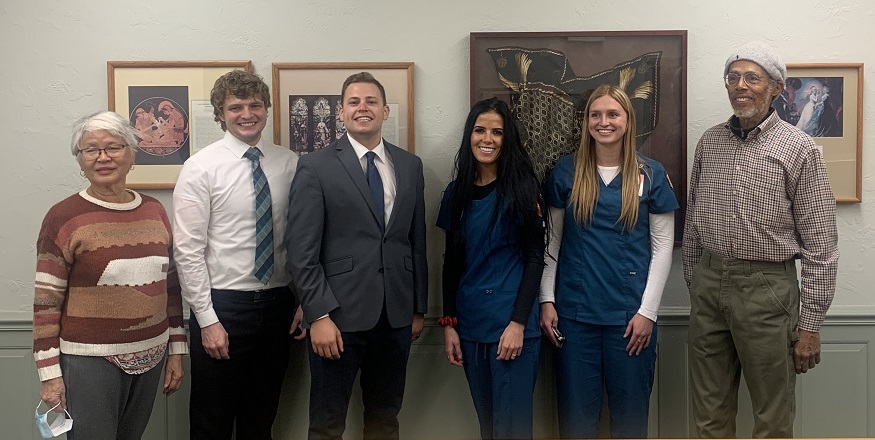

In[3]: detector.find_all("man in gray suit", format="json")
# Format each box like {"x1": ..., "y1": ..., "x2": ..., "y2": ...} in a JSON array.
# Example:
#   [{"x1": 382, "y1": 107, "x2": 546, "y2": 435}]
[{"x1": 286, "y1": 72, "x2": 428, "y2": 440}]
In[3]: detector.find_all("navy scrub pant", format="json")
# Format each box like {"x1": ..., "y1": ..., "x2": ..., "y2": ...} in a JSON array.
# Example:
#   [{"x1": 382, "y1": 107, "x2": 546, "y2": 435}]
[
  {"x1": 555, "y1": 317, "x2": 656, "y2": 439},
  {"x1": 461, "y1": 336, "x2": 540, "y2": 440}
]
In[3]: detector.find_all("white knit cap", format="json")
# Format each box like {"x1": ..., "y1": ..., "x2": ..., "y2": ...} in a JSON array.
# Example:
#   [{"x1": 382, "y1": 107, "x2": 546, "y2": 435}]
[{"x1": 724, "y1": 41, "x2": 786, "y2": 82}]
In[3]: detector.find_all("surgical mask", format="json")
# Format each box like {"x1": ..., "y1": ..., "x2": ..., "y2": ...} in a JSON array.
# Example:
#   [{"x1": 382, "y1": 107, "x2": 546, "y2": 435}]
[{"x1": 34, "y1": 400, "x2": 73, "y2": 438}]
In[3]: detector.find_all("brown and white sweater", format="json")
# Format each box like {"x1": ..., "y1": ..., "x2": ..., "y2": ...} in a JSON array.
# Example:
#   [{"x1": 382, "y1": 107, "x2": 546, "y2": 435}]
[{"x1": 33, "y1": 190, "x2": 187, "y2": 381}]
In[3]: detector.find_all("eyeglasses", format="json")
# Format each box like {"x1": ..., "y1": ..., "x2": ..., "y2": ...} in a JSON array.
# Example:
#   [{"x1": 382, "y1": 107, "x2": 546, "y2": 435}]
[
  {"x1": 77, "y1": 144, "x2": 128, "y2": 159},
  {"x1": 724, "y1": 72, "x2": 765, "y2": 87}
]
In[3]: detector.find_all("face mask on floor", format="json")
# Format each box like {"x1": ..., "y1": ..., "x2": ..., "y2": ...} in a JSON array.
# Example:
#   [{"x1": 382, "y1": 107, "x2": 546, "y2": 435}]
[{"x1": 34, "y1": 400, "x2": 73, "y2": 438}]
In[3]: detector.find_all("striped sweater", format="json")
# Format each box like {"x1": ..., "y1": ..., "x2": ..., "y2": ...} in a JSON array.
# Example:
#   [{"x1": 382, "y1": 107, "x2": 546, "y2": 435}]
[{"x1": 33, "y1": 190, "x2": 187, "y2": 381}]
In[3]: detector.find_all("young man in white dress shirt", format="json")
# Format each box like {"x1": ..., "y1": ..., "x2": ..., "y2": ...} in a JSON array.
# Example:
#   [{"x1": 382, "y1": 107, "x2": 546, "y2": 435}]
[{"x1": 173, "y1": 70, "x2": 305, "y2": 440}]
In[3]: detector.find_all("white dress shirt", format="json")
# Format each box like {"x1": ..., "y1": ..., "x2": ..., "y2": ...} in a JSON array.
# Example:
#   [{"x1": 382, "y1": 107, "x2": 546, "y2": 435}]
[
  {"x1": 173, "y1": 131, "x2": 297, "y2": 326},
  {"x1": 347, "y1": 134, "x2": 396, "y2": 224}
]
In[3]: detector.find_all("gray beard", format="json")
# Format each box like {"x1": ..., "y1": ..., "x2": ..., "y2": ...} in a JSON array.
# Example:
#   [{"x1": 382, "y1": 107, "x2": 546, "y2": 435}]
[
  {"x1": 731, "y1": 83, "x2": 777, "y2": 121},
  {"x1": 732, "y1": 104, "x2": 765, "y2": 120}
]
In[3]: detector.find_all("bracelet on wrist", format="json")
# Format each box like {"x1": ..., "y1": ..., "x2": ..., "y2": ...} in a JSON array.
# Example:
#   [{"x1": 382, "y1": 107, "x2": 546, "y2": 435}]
[{"x1": 438, "y1": 316, "x2": 458, "y2": 328}]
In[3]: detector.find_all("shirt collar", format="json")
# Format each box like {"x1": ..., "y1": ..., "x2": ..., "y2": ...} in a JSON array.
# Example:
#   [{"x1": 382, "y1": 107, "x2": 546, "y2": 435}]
[
  {"x1": 725, "y1": 107, "x2": 778, "y2": 140},
  {"x1": 347, "y1": 133, "x2": 386, "y2": 162},
  {"x1": 223, "y1": 131, "x2": 265, "y2": 158}
]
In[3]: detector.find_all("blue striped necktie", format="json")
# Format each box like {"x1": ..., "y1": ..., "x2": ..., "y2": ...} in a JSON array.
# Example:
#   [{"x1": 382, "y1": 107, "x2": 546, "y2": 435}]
[
  {"x1": 365, "y1": 151, "x2": 385, "y2": 230},
  {"x1": 243, "y1": 147, "x2": 274, "y2": 284}
]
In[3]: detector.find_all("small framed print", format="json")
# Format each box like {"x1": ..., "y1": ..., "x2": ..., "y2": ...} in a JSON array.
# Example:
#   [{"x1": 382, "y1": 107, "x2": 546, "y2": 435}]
[{"x1": 271, "y1": 62, "x2": 415, "y2": 154}]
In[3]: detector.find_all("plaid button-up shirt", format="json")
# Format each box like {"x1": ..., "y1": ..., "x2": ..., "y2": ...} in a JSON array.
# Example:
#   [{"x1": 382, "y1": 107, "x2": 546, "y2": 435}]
[{"x1": 682, "y1": 111, "x2": 839, "y2": 331}]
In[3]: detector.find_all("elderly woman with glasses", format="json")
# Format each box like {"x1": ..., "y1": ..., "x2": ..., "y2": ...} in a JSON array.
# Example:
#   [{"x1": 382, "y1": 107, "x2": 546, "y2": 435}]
[{"x1": 33, "y1": 111, "x2": 187, "y2": 439}]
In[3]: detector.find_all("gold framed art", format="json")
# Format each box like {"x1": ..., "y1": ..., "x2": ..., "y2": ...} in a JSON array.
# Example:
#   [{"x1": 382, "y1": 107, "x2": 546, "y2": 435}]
[
  {"x1": 271, "y1": 62, "x2": 415, "y2": 154},
  {"x1": 778, "y1": 63, "x2": 863, "y2": 202},
  {"x1": 107, "y1": 60, "x2": 253, "y2": 189}
]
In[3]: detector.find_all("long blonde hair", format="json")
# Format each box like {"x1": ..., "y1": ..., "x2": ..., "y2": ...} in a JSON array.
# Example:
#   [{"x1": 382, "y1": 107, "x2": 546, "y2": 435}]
[{"x1": 569, "y1": 84, "x2": 641, "y2": 230}]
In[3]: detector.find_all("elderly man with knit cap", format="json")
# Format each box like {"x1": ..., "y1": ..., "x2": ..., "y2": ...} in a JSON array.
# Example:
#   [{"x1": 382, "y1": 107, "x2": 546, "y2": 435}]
[{"x1": 682, "y1": 41, "x2": 839, "y2": 438}]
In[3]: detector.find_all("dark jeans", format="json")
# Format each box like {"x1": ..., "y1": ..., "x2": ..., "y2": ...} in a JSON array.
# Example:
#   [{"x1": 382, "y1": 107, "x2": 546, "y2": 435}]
[
  {"x1": 189, "y1": 287, "x2": 294, "y2": 440},
  {"x1": 307, "y1": 311, "x2": 412, "y2": 440}
]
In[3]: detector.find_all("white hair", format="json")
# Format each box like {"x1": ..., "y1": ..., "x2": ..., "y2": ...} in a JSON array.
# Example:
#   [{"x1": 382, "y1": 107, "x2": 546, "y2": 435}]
[{"x1": 70, "y1": 111, "x2": 138, "y2": 157}]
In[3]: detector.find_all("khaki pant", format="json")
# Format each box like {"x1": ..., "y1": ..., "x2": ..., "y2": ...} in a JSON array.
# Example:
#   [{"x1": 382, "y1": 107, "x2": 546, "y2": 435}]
[{"x1": 688, "y1": 249, "x2": 799, "y2": 438}]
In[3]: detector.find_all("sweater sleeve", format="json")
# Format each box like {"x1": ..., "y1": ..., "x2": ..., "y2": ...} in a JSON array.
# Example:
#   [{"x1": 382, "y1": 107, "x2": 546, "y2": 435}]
[
  {"x1": 32, "y1": 207, "x2": 70, "y2": 381},
  {"x1": 162, "y1": 210, "x2": 189, "y2": 356}
]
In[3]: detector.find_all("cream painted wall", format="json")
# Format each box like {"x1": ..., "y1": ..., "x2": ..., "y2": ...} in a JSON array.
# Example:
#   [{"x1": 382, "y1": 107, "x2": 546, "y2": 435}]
[{"x1": 1, "y1": 0, "x2": 873, "y2": 320}]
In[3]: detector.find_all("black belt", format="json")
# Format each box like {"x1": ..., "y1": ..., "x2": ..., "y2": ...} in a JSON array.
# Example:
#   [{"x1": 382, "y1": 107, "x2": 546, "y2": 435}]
[{"x1": 211, "y1": 286, "x2": 288, "y2": 302}]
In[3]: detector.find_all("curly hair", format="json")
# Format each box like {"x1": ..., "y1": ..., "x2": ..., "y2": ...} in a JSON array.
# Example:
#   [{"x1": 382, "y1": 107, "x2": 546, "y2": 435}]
[{"x1": 209, "y1": 70, "x2": 271, "y2": 131}]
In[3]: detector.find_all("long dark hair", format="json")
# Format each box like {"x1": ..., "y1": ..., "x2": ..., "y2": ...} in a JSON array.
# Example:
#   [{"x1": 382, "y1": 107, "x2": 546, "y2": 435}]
[{"x1": 448, "y1": 98, "x2": 543, "y2": 246}]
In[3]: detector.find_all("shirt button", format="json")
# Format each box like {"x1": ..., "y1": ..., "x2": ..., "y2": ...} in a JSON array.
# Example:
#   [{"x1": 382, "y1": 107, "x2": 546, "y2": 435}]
[
  {"x1": 735, "y1": 166, "x2": 740, "y2": 171},
  {"x1": 486, "y1": 289, "x2": 493, "y2": 294}
]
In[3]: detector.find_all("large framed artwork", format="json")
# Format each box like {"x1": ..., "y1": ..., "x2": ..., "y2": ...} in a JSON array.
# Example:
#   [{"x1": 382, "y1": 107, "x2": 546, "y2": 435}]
[
  {"x1": 774, "y1": 63, "x2": 863, "y2": 202},
  {"x1": 271, "y1": 62, "x2": 415, "y2": 154},
  {"x1": 470, "y1": 31, "x2": 687, "y2": 242},
  {"x1": 107, "y1": 60, "x2": 252, "y2": 189}
]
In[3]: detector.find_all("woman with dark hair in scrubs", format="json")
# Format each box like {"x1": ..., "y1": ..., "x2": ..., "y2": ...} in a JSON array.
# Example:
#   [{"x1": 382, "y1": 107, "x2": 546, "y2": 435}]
[{"x1": 437, "y1": 97, "x2": 546, "y2": 439}]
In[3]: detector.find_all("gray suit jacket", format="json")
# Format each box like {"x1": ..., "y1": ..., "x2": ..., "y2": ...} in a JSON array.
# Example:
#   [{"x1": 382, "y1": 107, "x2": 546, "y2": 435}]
[{"x1": 285, "y1": 135, "x2": 428, "y2": 332}]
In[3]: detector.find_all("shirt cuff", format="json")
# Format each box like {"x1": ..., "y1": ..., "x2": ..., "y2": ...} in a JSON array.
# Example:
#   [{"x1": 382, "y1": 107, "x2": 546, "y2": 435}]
[
  {"x1": 168, "y1": 341, "x2": 190, "y2": 356},
  {"x1": 38, "y1": 364, "x2": 63, "y2": 382},
  {"x1": 193, "y1": 308, "x2": 219, "y2": 328},
  {"x1": 799, "y1": 308, "x2": 824, "y2": 333},
  {"x1": 636, "y1": 306, "x2": 658, "y2": 322}
]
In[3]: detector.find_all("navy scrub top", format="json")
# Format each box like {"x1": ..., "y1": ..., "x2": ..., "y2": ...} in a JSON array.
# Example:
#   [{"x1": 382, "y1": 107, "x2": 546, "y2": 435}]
[
  {"x1": 545, "y1": 154, "x2": 679, "y2": 326},
  {"x1": 437, "y1": 182, "x2": 541, "y2": 343}
]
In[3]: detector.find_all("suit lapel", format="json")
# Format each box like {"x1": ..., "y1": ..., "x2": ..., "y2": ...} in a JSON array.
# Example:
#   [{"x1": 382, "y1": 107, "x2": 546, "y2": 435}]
[
  {"x1": 336, "y1": 136, "x2": 385, "y2": 230},
  {"x1": 385, "y1": 143, "x2": 405, "y2": 233}
]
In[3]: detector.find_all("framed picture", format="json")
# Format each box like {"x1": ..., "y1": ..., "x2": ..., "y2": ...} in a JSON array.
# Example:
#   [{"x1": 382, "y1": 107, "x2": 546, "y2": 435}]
[
  {"x1": 774, "y1": 63, "x2": 863, "y2": 203},
  {"x1": 107, "y1": 60, "x2": 252, "y2": 189},
  {"x1": 271, "y1": 62, "x2": 415, "y2": 154},
  {"x1": 470, "y1": 31, "x2": 687, "y2": 241}
]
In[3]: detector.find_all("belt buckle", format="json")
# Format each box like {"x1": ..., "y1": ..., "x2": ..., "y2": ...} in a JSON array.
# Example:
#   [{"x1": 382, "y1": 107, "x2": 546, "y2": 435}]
[{"x1": 252, "y1": 288, "x2": 275, "y2": 302}]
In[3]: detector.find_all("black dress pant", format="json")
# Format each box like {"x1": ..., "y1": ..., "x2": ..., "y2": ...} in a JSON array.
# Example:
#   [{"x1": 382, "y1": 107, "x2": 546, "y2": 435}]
[
  {"x1": 189, "y1": 287, "x2": 294, "y2": 440},
  {"x1": 307, "y1": 310, "x2": 412, "y2": 440}
]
